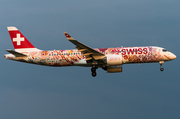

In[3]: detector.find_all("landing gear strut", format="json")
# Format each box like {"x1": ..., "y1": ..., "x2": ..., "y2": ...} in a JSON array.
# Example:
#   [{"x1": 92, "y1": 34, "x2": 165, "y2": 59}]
[
  {"x1": 91, "y1": 65, "x2": 97, "y2": 77},
  {"x1": 160, "y1": 64, "x2": 164, "y2": 71},
  {"x1": 159, "y1": 61, "x2": 164, "y2": 71}
]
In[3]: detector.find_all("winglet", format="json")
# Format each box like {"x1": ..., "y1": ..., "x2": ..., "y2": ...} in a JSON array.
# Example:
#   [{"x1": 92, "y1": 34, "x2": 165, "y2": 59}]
[{"x1": 64, "y1": 32, "x2": 75, "y2": 40}]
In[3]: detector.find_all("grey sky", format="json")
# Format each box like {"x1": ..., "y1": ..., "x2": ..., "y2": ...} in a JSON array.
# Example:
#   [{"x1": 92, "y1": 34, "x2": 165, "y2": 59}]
[{"x1": 0, "y1": 0, "x2": 180, "y2": 119}]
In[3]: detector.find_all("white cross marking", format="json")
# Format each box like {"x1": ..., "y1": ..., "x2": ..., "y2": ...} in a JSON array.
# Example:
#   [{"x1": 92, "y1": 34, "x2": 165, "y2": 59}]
[{"x1": 13, "y1": 34, "x2": 25, "y2": 45}]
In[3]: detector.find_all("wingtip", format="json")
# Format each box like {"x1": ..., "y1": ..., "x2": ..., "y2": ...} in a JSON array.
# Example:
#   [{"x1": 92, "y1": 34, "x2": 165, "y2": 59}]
[{"x1": 64, "y1": 32, "x2": 72, "y2": 38}]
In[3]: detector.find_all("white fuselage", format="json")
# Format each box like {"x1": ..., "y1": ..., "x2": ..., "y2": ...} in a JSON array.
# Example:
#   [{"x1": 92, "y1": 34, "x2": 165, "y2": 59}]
[{"x1": 4, "y1": 46, "x2": 176, "y2": 67}]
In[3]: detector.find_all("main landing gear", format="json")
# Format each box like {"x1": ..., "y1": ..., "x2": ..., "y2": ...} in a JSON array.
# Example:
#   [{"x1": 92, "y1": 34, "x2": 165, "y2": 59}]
[
  {"x1": 91, "y1": 65, "x2": 97, "y2": 77},
  {"x1": 159, "y1": 61, "x2": 164, "y2": 71}
]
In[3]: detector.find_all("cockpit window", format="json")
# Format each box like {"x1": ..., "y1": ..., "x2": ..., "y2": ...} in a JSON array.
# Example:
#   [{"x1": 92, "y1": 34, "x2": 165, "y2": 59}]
[{"x1": 162, "y1": 49, "x2": 168, "y2": 52}]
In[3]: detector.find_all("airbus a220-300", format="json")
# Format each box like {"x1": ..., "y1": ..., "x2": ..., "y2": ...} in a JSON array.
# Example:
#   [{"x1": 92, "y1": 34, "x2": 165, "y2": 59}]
[{"x1": 4, "y1": 27, "x2": 176, "y2": 77}]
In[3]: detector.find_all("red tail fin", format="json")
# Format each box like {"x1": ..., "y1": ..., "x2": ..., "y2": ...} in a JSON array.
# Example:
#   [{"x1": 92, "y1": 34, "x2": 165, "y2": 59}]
[{"x1": 7, "y1": 27, "x2": 40, "y2": 51}]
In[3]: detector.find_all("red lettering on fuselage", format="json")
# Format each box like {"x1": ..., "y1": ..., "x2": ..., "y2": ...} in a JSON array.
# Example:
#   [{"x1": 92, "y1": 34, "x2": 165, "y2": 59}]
[
  {"x1": 120, "y1": 48, "x2": 148, "y2": 55},
  {"x1": 134, "y1": 49, "x2": 137, "y2": 54},
  {"x1": 126, "y1": 49, "x2": 130, "y2": 54},
  {"x1": 121, "y1": 49, "x2": 126, "y2": 55},
  {"x1": 138, "y1": 48, "x2": 142, "y2": 54},
  {"x1": 143, "y1": 48, "x2": 148, "y2": 54},
  {"x1": 129, "y1": 49, "x2": 135, "y2": 54}
]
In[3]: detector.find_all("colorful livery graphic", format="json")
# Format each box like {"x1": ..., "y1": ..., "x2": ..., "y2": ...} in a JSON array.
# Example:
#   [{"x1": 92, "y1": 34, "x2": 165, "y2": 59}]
[{"x1": 4, "y1": 27, "x2": 176, "y2": 77}]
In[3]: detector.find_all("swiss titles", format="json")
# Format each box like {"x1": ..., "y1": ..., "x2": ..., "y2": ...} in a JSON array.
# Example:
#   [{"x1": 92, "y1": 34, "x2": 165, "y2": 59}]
[{"x1": 120, "y1": 48, "x2": 148, "y2": 55}]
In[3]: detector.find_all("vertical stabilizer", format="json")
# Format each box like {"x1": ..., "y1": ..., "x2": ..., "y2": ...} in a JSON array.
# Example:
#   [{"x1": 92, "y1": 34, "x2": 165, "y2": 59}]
[{"x1": 7, "y1": 26, "x2": 41, "y2": 52}]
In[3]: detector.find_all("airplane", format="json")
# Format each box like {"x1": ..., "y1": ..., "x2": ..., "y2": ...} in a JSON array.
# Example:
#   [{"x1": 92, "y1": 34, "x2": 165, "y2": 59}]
[{"x1": 4, "y1": 26, "x2": 176, "y2": 77}]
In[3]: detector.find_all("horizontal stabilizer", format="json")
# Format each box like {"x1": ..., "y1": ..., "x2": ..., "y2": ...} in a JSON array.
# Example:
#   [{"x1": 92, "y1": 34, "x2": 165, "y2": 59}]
[{"x1": 6, "y1": 49, "x2": 27, "y2": 57}]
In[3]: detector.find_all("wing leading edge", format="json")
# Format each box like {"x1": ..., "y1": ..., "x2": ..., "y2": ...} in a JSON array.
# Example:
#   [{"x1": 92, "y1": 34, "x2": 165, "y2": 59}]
[{"x1": 64, "y1": 32, "x2": 105, "y2": 61}]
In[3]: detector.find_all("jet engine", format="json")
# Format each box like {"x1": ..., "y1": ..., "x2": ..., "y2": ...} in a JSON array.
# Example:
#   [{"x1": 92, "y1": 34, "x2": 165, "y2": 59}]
[
  {"x1": 103, "y1": 55, "x2": 123, "y2": 66},
  {"x1": 107, "y1": 65, "x2": 122, "y2": 73},
  {"x1": 102, "y1": 55, "x2": 123, "y2": 73},
  {"x1": 102, "y1": 65, "x2": 122, "y2": 73}
]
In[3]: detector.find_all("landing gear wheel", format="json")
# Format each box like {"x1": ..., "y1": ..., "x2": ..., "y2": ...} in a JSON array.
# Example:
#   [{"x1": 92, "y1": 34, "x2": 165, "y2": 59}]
[
  {"x1": 91, "y1": 68, "x2": 96, "y2": 72},
  {"x1": 92, "y1": 72, "x2": 97, "y2": 77},
  {"x1": 91, "y1": 65, "x2": 98, "y2": 77},
  {"x1": 160, "y1": 68, "x2": 164, "y2": 71}
]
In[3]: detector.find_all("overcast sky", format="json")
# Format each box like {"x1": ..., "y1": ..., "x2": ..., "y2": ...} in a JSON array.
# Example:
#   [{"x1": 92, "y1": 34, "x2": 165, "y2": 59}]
[{"x1": 0, "y1": 0, "x2": 180, "y2": 119}]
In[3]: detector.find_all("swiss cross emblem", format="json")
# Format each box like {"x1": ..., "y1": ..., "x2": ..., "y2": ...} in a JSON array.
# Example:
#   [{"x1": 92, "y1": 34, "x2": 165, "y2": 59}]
[{"x1": 13, "y1": 34, "x2": 24, "y2": 45}]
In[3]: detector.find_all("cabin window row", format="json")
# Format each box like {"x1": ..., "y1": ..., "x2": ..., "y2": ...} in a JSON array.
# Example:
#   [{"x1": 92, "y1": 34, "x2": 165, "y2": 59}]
[{"x1": 49, "y1": 52, "x2": 82, "y2": 56}]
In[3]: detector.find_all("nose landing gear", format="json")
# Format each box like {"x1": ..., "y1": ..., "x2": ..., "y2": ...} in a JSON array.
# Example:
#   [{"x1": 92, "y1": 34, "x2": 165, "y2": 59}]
[
  {"x1": 160, "y1": 64, "x2": 164, "y2": 71},
  {"x1": 159, "y1": 61, "x2": 164, "y2": 71}
]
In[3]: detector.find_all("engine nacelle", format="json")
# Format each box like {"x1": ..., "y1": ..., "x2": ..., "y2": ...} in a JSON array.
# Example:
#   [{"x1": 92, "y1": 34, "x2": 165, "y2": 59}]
[
  {"x1": 104, "y1": 55, "x2": 123, "y2": 66},
  {"x1": 107, "y1": 65, "x2": 122, "y2": 73}
]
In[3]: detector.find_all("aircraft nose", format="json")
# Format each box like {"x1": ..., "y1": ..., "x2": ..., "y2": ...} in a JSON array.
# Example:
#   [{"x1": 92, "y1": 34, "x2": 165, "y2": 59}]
[{"x1": 171, "y1": 53, "x2": 176, "y2": 60}]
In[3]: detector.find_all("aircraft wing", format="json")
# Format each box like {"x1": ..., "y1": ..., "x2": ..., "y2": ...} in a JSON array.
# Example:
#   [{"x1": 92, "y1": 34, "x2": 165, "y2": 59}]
[
  {"x1": 6, "y1": 49, "x2": 27, "y2": 57},
  {"x1": 64, "y1": 32, "x2": 105, "y2": 60}
]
